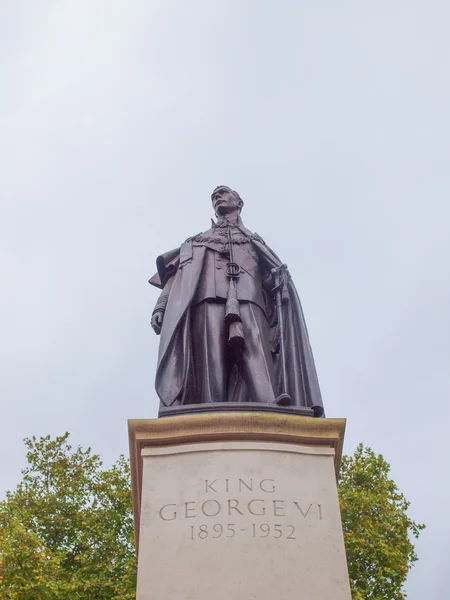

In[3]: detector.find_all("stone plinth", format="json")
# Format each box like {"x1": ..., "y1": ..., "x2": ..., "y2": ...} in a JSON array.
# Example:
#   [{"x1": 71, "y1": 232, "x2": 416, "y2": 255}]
[{"x1": 129, "y1": 413, "x2": 351, "y2": 600}]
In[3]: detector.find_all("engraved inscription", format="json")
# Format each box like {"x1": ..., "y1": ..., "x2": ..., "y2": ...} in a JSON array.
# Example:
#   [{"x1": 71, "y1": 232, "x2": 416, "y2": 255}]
[
  {"x1": 204, "y1": 478, "x2": 276, "y2": 494},
  {"x1": 189, "y1": 523, "x2": 298, "y2": 540},
  {"x1": 158, "y1": 499, "x2": 323, "y2": 521},
  {"x1": 156, "y1": 477, "x2": 325, "y2": 539}
]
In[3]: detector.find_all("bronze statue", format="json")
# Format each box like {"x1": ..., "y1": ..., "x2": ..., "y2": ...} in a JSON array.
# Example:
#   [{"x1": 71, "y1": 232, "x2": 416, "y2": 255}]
[{"x1": 149, "y1": 186, "x2": 324, "y2": 417}]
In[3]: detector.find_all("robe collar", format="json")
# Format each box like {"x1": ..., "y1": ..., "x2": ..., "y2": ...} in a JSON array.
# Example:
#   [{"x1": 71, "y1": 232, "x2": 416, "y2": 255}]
[{"x1": 213, "y1": 215, "x2": 244, "y2": 228}]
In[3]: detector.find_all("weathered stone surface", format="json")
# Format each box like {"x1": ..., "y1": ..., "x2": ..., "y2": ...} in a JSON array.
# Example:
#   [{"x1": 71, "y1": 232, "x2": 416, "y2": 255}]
[{"x1": 130, "y1": 414, "x2": 351, "y2": 600}]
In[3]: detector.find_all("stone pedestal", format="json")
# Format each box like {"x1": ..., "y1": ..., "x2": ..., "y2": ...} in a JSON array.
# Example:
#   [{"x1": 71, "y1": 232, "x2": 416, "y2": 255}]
[{"x1": 129, "y1": 413, "x2": 351, "y2": 600}]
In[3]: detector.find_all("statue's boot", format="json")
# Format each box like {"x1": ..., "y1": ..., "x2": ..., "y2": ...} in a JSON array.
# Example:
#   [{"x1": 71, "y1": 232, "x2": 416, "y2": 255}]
[{"x1": 276, "y1": 393, "x2": 293, "y2": 406}]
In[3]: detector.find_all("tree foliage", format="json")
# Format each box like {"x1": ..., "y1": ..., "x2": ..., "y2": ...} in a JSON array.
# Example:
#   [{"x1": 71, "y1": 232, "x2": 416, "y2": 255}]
[
  {"x1": 339, "y1": 443, "x2": 425, "y2": 599},
  {"x1": 0, "y1": 435, "x2": 423, "y2": 599},
  {"x1": 0, "y1": 433, "x2": 135, "y2": 599}
]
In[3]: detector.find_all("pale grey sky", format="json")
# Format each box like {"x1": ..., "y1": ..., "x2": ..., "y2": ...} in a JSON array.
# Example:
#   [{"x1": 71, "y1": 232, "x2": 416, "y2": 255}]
[{"x1": 1, "y1": 1, "x2": 449, "y2": 598}]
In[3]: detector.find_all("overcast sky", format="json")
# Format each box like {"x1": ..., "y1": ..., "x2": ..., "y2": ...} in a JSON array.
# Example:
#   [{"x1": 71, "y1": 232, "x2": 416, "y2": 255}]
[{"x1": 1, "y1": 1, "x2": 449, "y2": 597}]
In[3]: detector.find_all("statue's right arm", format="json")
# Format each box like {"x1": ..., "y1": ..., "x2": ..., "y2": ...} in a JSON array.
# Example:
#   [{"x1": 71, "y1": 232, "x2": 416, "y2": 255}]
[{"x1": 151, "y1": 275, "x2": 174, "y2": 335}]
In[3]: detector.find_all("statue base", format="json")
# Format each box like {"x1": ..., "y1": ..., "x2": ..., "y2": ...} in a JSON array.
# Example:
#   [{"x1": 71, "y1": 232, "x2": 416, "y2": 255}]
[
  {"x1": 158, "y1": 401, "x2": 316, "y2": 418},
  {"x1": 129, "y1": 412, "x2": 351, "y2": 600}
]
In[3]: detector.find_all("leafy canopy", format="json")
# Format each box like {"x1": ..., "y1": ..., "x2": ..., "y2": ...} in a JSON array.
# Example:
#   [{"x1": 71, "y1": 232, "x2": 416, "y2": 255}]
[
  {"x1": 0, "y1": 435, "x2": 424, "y2": 600},
  {"x1": 339, "y1": 443, "x2": 425, "y2": 600},
  {"x1": 0, "y1": 433, "x2": 135, "y2": 600}
]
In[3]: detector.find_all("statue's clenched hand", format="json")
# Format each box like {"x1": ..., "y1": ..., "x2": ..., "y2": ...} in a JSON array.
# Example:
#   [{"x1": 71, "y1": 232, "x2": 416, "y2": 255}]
[{"x1": 151, "y1": 310, "x2": 164, "y2": 335}]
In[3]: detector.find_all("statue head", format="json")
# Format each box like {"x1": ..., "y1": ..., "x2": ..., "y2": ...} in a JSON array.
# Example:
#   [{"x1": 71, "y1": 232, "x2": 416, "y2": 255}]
[{"x1": 211, "y1": 185, "x2": 244, "y2": 217}]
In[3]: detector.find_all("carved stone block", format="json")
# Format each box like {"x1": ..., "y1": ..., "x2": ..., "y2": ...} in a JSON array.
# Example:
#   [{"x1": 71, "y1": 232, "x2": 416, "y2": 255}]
[{"x1": 129, "y1": 413, "x2": 351, "y2": 600}]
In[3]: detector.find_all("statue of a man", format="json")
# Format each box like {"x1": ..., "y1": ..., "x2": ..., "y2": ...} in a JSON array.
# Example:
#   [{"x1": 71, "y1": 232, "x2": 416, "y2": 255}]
[{"x1": 149, "y1": 186, "x2": 324, "y2": 416}]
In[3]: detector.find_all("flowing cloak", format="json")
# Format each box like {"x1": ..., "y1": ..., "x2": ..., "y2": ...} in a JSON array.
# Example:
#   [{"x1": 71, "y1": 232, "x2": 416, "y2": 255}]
[{"x1": 149, "y1": 232, "x2": 324, "y2": 417}]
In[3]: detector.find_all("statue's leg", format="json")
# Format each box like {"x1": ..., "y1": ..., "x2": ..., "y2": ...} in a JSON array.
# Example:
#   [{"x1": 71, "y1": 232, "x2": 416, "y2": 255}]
[
  {"x1": 237, "y1": 302, "x2": 277, "y2": 404},
  {"x1": 191, "y1": 300, "x2": 228, "y2": 403}
]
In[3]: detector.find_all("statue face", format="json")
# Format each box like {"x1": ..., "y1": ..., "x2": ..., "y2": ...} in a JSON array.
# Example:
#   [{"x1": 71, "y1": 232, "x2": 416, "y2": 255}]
[{"x1": 212, "y1": 186, "x2": 241, "y2": 215}]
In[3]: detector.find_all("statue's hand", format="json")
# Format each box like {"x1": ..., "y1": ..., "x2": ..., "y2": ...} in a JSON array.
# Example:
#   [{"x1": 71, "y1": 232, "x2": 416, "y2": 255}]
[{"x1": 151, "y1": 310, "x2": 164, "y2": 335}]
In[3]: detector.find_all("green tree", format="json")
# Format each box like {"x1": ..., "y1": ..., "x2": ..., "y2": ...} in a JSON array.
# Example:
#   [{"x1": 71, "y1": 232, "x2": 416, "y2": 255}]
[
  {"x1": 0, "y1": 433, "x2": 136, "y2": 600},
  {"x1": 0, "y1": 435, "x2": 423, "y2": 600},
  {"x1": 339, "y1": 443, "x2": 425, "y2": 600}
]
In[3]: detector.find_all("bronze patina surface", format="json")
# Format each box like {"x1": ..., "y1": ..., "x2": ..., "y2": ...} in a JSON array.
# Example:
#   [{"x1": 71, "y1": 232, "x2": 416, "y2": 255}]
[{"x1": 150, "y1": 186, "x2": 324, "y2": 417}]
